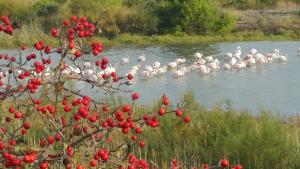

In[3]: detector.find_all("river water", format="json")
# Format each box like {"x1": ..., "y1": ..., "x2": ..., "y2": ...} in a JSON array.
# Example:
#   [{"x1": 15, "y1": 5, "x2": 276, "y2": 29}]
[
  {"x1": 98, "y1": 41, "x2": 300, "y2": 116},
  {"x1": 1, "y1": 41, "x2": 299, "y2": 116}
]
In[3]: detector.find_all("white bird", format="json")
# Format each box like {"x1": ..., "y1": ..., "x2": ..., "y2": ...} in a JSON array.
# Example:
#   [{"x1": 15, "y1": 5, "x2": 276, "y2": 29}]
[
  {"x1": 198, "y1": 65, "x2": 210, "y2": 74},
  {"x1": 245, "y1": 57, "x2": 256, "y2": 67},
  {"x1": 70, "y1": 68, "x2": 81, "y2": 77},
  {"x1": 105, "y1": 65, "x2": 116, "y2": 74},
  {"x1": 224, "y1": 53, "x2": 233, "y2": 59},
  {"x1": 167, "y1": 62, "x2": 177, "y2": 68},
  {"x1": 233, "y1": 46, "x2": 242, "y2": 59},
  {"x1": 255, "y1": 53, "x2": 265, "y2": 60},
  {"x1": 204, "y1": 56, "x2": 213, "y2": 62},
  {"x1": 132, "y1": 65, "x2": 140, "y2": 72},
  {"x1": 196, "y1": 58, "x2": 206, "y2": 65},
  {"x1": 255, "y1": 53, "x2": 267, "y2": 64},
  {"x1": 180, "y1": 67, "x2": 190, "y2": 74},
  {"x1": 157, "y1": 66, "x2": 167, "y2": 75},
  {"x1": 208, "y1": 62, "x2": 219, "y2": 71},
  {"x1": 278, "y1": 54, "x2": 288, "y2": 63},
  {"x1": 152, "y1": 61, "x2": 161, "y2": 69},
  {"x1": 144, "y1": 65, "x2": 153, "y2": 72},
  {"x1": 272, "y1": 49, "x2": 280, "y2": 54},
  {"x1": 140, "y1": 70, "x2": 151, "y2": 79},
  {"x1": 230, "y1": 57, "x2": 237, "y2": 65},
  {"x1": 0, "y1": 71, "x2": 7, "y2": 80},
  {"x1": 244, "y1": 54, "x2": 253, "y2": 61},
  {"x1": 214, "y1": 59, "x2": 220, "y2": 66},
  {"x1": 83, "y1": 61, "x2": 91, "y2": 68},
  {"x1": 137, "y1": 55, "x2": 146, "y2": 62},
  {"x1": 175, "y1": 58, "x2": 186, "y2": 64},
  {"x1": 172, "y1": 69, "x2": 185, "y2": 78},
  {"x1": 128, "y1": 69, "x2": 137, "y2": 75},
  {"x1": 248, "y1": 48, "x2": 257, "y2": 55},
  {"x1": 121, "y1": 56, "x2": 129, "y2": 64},
  {"x1": 223, "y1": 63, "x2": 231, "y2": 70},
  {"x1": 193, "y1": 52, "x2": 203, "y2": 59},
  {"x1": 233, "y1": 61, "x2": 246, "y2": 69},
  {"x1": 61, "y1": 65, "x2": 73, "y2": 76},
  {"x1": 189, "y1": 64, "x2": 199, "y2": 71},
  {"x1": 43, "y1": 67, "x2": 54, "y2": 79}
]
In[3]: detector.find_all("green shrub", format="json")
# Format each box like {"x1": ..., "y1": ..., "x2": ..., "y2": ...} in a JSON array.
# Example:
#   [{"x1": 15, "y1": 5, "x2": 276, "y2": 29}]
[{"x1": 155, "y1": 0, "x2": 236, "y2": 35}]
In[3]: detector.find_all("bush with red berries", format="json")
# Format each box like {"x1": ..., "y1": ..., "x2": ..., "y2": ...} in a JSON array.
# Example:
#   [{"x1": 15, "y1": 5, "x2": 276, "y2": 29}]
[{"x1": 0, "y1": 16, "x2": 241, "y2": 169}]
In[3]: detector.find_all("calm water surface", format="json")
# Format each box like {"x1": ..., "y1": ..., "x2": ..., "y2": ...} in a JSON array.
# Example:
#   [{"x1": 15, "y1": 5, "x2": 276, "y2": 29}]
[
  {"x1": 1, "y1": 41, "x2": 300, "y2": 115},
  {"x1": 101, "y1": 41, "x2": 300, "y2": 116}
]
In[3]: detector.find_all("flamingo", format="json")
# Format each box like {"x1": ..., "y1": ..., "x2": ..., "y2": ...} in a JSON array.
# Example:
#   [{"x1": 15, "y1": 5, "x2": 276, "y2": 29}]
[
  {"x1": 230, "y1": 57, "x2": 237, "y2": 65},
  {"x1": 144, "y1": 65, "x2": 153, "y2": 72},
  {"x1": 83, "y1": 61, "x2": 91, "y2": 69},
  {"x1": 204, "y1": 56, "x2": 213, "y2": 62},
  {"x1": 278, "y1": 54, "x2": 288, "y2": 63},
  {"x1": 198, "y1": 65, "x2": 210, "y2": 74},
  {"x1": 193, "y1": 52, "x2": 203, "y2": 59},
  {"x1": 167, "y1": 62, "x2": 177, "y2": 69},
  {"x1": 175, "y1": 58, "x2": 186, "y2": 64},
  {"x1": 152, "y1": 61, "x2": 161, "y2": 69},
  {"x1": 137, "y1": 55, "x2": 146, "y2": 62},
  {"x1": 224, "y1": 53, "x2": 233, "y2": 58},
  {"x1": 140, "y1": 70, "x2": 151, "y2": 79},
  {"x1": 208, "y1": 62, "x2": 219, "y2": 71},
  {"x1": 245, "y1": 57, "x2": 256, "y2": 67},
  {"x1": 233, "y1": 61, "x2": 246, "y2": 69},
  {"x1": 248, "y1": 48, "x2": 257, "y2": 55},
  {"x1": 157, "y1": 66, "x2": 167, "y2": 75},
  {"x1": 121, "y1": 56, "x2": 129, "y2": 64},
  {"x1": 196, "y1": 58, "x2": 206, "y2": 65},
  {"x1": 223, "y1": 63, "x2": 231, "y2": 70},
  {"x1": 172, "y1": 69, "x2": 185, "y2": 78}
]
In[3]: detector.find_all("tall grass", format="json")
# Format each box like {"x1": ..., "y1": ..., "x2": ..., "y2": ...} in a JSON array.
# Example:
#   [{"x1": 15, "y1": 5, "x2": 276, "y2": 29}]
[
  {"x1": 135, "y1": 93, "x2": 300, "y2": 169},
  {"x1": 0, "y1": 23, "x2": 56, "y2": 48},
  {"x1": 1, "y1": 92, "x2": 300, "y2": 168}
]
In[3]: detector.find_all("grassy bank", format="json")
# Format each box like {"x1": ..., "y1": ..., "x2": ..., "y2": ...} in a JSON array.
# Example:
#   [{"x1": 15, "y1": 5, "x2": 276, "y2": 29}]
[
  {"x1": 137, "y1": 93, "x2": 300, "y2": 169},
  {"x1": 1, "y1": 92, "x2": 300, "y2": 168},
  {"x1": 0, "y1": 25, "x2": 300, "y2": 48},
  {"x1": 100, "y1": 32, "x2": 300, "y2": 46}
]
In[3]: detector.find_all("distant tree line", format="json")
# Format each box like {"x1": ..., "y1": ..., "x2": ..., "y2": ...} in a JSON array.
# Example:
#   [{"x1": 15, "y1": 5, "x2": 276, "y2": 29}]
[{"x1": 0, "y1": 0, "x2": 299, "y2": 37}]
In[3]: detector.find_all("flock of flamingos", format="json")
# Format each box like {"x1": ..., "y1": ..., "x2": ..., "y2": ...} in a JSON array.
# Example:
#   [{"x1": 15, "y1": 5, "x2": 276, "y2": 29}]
[
  {"x1": 114, "y1": 46, "x2": 292, "y2": 80},
  {"x1": 60, "y1": 46, "x2": 298, "y2": 83},
  {"x1": 1, "y1": 46, "x2": 298, "y2": 86}
]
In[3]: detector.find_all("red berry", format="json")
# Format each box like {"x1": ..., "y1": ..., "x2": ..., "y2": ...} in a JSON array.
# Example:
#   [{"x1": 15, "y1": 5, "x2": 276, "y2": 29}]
[
  {"x1": 47, "y1": 135, "x2": 55, "y2": 144},
  {"x1": 135, "y1": 127, "x2": 142, "y2": 134},
  {"x1": 90, "y1": 160, "x2": 97, "y2": 167},
  {"x1": 158, "y1": 108, "x2": 166, "y2": 116},
  {"x1": 175, "y1": 109, "x2": 183, "y2": 116},
  {"x1": 74, "y1": 50, "x2": 81, "y2": 57},
  {"x1": 131, "y1": 92, "x2": 139, "y2": 100},
  {"x1": 183, "y1": 116, "x2": 191, "y2": 123},
  {"x1": 234, "y1": 165, "x2": 243, "y2": 169},
  {"x1": 78, "y1": 31, "x2": 85, "y2": 38},
  {"x1": 139, "y1": 141, "x2": 145, "y2": 147},
  {"x1": 23, "y1": 121, "x2": 31, "y2": 129},
  {"x1": 102, "y1": 57, "x2": 108, "y2": 64},
  {"x1": 127, "y1": 74, "x2": 133, "y2": 80},
  {"x1": 122, "y1": 104, "x2": 131, "y2": 113},
  {"x1": 51, "y1": 28, "x2": 59, "y2": 37},
  {"x1": 63, "y1": 19, "x2": 70, "y2": 26},
  {"x1": 220, "y1": 159, "x2": 229, "y2": 168}
]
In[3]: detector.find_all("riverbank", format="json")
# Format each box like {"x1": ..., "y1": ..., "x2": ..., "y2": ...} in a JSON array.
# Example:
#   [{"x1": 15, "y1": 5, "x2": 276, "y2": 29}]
[
  {"x1": 100, "y1": 32, "x2": 300, "y2": 46},
  {"x1": 0, "y1": 26, "x2": 299, "y2": 48},
  {"x1": 2, "y1": 92, "x2": 300, "y2": 168}
]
